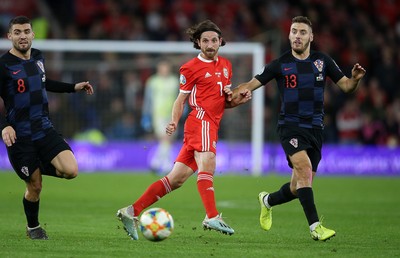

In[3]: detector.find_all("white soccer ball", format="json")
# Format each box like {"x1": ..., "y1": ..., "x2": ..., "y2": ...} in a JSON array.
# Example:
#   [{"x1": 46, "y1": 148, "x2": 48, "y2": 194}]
[{"x1": 139, "y1": 207, "x2": 174, "y2": 241}]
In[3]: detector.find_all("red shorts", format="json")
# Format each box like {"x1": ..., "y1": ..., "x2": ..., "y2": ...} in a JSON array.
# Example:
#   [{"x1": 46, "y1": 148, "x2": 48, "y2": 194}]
[{"x1": 175, "y1": 117, "x2": 218, "y2": 172}]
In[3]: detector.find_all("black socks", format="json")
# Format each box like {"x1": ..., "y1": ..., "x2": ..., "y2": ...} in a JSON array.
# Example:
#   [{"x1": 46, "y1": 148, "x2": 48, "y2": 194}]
[
  {"x1": 23, "y1": 197, "x2": 40, "y2": 228},
  {"x1": 297, "y1": 187, "x2": 319, "y2": 226},
  {"x1": 268, "y1": 182, "x2": 297, "y2": 206},
  {"x1": 267, "y1": 183, "x2": 319, "y2": 226}
]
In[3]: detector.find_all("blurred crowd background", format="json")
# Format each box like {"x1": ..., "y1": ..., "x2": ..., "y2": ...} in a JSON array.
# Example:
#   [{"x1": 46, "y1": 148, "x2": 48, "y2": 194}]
[{"x1": 0, "y1": 0, "x2": 399, "y2": 147}]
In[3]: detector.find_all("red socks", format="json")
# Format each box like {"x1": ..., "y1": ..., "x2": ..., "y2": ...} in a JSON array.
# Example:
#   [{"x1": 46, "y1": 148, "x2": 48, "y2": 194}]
[
  {"x1": 133, "y1": 172, "x2": 219, "y2": 219},
  {"x1": 197, "y1": 172, "x2": 218, "y2": 218},
  {"x1": 133, "y1": 176, "x2": 172, "y2": 215}
]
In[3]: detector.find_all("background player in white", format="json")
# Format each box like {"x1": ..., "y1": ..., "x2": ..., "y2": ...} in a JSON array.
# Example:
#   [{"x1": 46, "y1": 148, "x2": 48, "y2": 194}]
[{"x1": 142, "y1": 59, "x2": 179, "y2": 174}]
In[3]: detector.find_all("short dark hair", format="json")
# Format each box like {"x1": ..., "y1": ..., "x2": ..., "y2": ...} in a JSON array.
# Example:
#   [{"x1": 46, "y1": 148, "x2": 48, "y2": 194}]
[
  {"x1": 292, "y1": 16, "x2": 312, "y2": 29},
  {"x1": 9, "y1": 16, "x2": 32, "y2": 31},
  {"x1": 186, "y1": 20, "x2": 226, "y2": 50}
]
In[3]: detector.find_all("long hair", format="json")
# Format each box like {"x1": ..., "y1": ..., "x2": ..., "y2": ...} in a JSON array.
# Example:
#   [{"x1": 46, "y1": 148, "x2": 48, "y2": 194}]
[{"x1": 186, "y1": 20, "x2": 226, "y2": 50}]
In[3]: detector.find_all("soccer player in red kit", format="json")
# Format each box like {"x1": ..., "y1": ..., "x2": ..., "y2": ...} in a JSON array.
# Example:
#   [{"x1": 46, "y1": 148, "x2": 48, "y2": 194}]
[{"x1": 117, "y1": 20, "x2": 251, "y2": 240}]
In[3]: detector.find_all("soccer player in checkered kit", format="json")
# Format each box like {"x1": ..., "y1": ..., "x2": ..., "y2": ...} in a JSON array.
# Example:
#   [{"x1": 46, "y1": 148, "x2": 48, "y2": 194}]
[
  {"x1": 229, "y1": 16, "x2": 366, "y2": 241},
  {"x1": 0, "y1": 16, "x2": 94, "y2": 240}
]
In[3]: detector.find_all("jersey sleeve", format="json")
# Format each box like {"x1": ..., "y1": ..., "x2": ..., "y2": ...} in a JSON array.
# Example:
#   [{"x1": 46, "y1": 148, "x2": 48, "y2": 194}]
[
  {"x1": 324, "y1": 54, "x2": 345, "y2": 84},
  {"x1": 45, "y1": 79, "x2": 76, "y2": 93},
  {"x1": 179, "y1": 65, "x2": 194, "y2": 93},
  {"x1": 226, "y1": 60, "x2": 233, "y2": 87},
  {"x1": 0, "y1": 113, "x2": 9, "y2": 130},
  {"x1": 0, "y1": 61, "x2": 10, "y2": 130},
  {"x1": 254, "y1": 60, "x2": 280, "y2": 85},
  {"x1": 0, "y1": 62, "x2": 5, "y2": 94}
]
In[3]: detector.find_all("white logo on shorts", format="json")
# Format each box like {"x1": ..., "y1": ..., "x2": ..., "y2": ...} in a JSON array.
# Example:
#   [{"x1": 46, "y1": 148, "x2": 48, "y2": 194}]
[
  {"x1": 21, "y1": 166, "x2": 29, "y2": 176},
  {"x1": 289, "y1": 138, "x2": 298, "y2": 148}
]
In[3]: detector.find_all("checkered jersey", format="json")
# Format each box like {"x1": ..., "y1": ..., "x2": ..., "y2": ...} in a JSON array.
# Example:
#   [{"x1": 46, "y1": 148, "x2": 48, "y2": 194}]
[
  {"x1": 255, "y1": 50, "x2": 344, "y2": 129},
  {"x1": 0, "y1": 48, "x2": 74, "y2": 140}
]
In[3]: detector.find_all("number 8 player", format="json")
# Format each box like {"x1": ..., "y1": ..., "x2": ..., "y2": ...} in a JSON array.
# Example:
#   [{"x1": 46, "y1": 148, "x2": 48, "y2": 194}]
[{"x1": 0, "y1": 16, "x2": 94, "y2": 240}]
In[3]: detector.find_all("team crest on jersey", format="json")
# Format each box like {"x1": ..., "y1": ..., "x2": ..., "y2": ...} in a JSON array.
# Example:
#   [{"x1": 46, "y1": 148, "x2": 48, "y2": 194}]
[
  {"x1": 21, "y1": 166, "x2": 29, "y2": 177},
  {"x1": 313, "y1": 59, "x2": 324, "y2": 72},
  {"x1": 223, "y1": 68, "x2": 228, "y2": 78},
  {"x1": 289, "y1": 138, "x2": 298, "y2": 148},
  {"x1": 212, "y1": 141, "x2": 217, "y2": 149},
  {"x1": 36, "y1": 61, "x2": 45, "y2": 73},
  {"x1": 180, "y1": 74, "x2": 186, "y2": 85}
]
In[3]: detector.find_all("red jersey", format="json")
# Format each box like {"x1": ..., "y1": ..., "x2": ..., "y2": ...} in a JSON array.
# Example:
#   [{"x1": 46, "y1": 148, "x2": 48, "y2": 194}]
[{"x1": 179, "y1": 54, "x2": 232, "y2": 128}]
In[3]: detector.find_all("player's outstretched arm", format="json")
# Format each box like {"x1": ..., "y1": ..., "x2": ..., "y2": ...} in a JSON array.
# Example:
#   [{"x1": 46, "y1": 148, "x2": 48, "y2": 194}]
[
  {"x1": 225, "y1": 88, "x2": 252, "y2": 108},
  {"x1": 226, "y1": 78, "x2": 262, "y2": 108},
  {"x1": 166, "y1": 92, "x2": 189, "y2": 136},
  {"x1": 336, "y1": 63, "x2": 366, "y2": 93}
]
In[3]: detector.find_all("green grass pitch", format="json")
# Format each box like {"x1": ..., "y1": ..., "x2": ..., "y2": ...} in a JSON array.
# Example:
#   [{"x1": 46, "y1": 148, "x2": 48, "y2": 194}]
[{"x1": 0, "y1": 172, "x2": 399, "y2": 258}]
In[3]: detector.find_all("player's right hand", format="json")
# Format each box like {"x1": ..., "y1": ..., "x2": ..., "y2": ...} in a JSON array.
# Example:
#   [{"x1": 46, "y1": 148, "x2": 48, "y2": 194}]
[
  {"x1": 2, "y1": 126, "x2": 16, "y2": 147},
  {"x1": 239, "y1": 88, "x2": 252, "y2": 102},
  {"x1": 166, "y1": 122, "x2": 177, "y2": 136}
]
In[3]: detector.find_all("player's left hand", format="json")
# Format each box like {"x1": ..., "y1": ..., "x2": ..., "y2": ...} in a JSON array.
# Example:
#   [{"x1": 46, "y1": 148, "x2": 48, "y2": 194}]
[
  {"x1": 75, "y1": 81, "x2": 94, "y2": 95},
  {"x1": 224, "y1": 86, "x2": 233, "y2": 102},
  {"x1": 351, "y1": 63, "x2": 366, "y2": 81}
]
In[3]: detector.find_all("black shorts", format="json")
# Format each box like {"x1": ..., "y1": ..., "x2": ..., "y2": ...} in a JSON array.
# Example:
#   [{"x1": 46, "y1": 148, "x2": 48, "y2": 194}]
[
  {"x1": 277, "y1": 125, "x2": 323, "y2": 172},
  {"x1": 6, "y1": 128, "x2": 72, "y2": 181}
]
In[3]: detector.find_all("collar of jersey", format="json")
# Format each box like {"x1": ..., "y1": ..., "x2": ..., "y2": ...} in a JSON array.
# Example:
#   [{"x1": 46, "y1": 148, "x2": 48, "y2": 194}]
[{"x1": 197, "y1": 53, "x2": 218, "y2": 63}]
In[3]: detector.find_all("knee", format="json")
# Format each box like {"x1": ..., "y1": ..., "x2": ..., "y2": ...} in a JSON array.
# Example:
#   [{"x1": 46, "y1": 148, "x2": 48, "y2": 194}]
[
  {"x1": 32, "y1": 183, "x2": 42, "y2": 195},
  {"x1": 62, "y1": 163, "x2": 78, "y2": 179},
  {"x1": 26, "y1": 181, "x2": 42, "y2": 199},
  {"x1": 293, "y1": 169, "x2": 313, "y2": 188},
  {"x1": 65, "y1": 168, "x2": 78, "y2": 179},
  {"x1": 169, "y1": 177, "x2": 185, "y2": 190},
  {"x1": 292, "y1": 161, "x2": 312, "y2": 178}
]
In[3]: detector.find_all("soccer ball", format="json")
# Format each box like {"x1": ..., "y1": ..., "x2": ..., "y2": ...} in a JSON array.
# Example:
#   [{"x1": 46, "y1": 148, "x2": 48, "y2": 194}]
[{"x1": 139, "y1": 207, "x2": 174, "y2": 241}]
